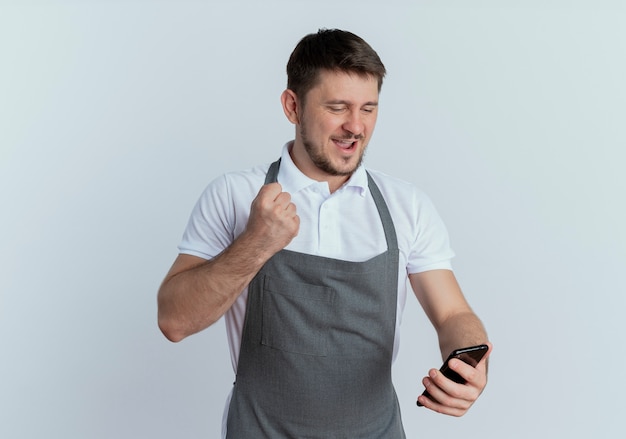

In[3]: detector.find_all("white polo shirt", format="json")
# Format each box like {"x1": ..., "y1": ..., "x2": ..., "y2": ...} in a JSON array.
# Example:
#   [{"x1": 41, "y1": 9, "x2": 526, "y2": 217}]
[{"x1": 178, "y1": 141, "x2": 455, "y2": 370}]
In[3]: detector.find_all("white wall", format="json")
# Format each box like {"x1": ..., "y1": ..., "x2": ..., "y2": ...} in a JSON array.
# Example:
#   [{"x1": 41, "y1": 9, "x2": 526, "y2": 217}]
[{"x1": 2, "y1": 1, "x2": 624, "y2": 437}]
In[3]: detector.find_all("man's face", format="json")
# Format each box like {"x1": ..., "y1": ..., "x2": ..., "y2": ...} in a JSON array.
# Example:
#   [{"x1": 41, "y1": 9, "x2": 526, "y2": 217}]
[{"x1": 290, "y1": 70, "x2": 379, "y2": 184}]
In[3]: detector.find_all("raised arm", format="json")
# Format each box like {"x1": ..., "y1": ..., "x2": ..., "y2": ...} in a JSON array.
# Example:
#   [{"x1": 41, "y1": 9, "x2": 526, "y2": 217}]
[
  {"x1": 410, "y1": 269, "x2": 491, "y2": 416},
  {"x1": 157, "y1": 183, "x2": 299, "y2": 342}
]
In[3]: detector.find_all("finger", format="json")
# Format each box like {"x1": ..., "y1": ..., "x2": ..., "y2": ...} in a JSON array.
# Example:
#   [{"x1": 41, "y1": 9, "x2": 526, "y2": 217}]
[
  {"x1": 254, "y1": 184, "x2": 292, "y2": 215},
  {"x1": 418, "y1": 394, "x2": 468, "y2": 417},
  {"x1": 448, "y1": 354, "x2": 489, "y2": 389},
  {"x1": 285, "y1": 202, "x2": 298, "y2": 217},
  {"x1": 259, "y1": 182, "x2": 283, "y2": 199},
  {"x1": 418, "y1": 378, "x2": 469, "y2": 416},
  {"x1": 292, "y1": 212, "x2": 301, "y2": 230},
  {"x1": 448, "y1": 358, "x2": 480, "y2": 384},
  {"x1": 274, "y1": 191, "x2": 293, "y2": 208},
  {"x1": 426, "y1": 369, "x2": 475, "y2": 407},
  {"x1": 423, "y1": 373, "x2": 460, "y2": 406}
]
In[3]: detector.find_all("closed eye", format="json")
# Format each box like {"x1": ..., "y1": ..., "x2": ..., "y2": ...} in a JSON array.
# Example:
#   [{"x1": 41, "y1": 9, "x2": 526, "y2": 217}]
[{"x1": 328, "y1": 106, "x2": 347, "y2": 113}]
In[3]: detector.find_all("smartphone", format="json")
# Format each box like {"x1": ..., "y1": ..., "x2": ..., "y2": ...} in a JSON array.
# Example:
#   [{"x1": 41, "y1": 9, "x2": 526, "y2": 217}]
[{"x1": 416, "y1": 344, "x2": 488, "y2": 407}]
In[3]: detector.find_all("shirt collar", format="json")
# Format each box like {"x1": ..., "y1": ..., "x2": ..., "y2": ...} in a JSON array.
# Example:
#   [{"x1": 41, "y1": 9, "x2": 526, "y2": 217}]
[{"x1": 277, "y1": 141, "x2": 368, "y2": 197}]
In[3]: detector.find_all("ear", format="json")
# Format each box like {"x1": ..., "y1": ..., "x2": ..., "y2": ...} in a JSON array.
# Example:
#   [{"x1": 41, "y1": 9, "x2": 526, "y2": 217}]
[{"x1": 281, "y1": 89, "x2": 300, "y2": 125}]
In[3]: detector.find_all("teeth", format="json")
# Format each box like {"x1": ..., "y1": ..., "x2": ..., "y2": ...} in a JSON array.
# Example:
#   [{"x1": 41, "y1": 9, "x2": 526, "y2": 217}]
[{"x1": 336, "y1": 140, "x2": 354, "y2": 148}]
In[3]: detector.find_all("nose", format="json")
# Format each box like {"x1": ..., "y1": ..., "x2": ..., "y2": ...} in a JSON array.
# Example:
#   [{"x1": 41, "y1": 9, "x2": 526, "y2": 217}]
[{"x1": 342, "y1": 111, "x2": 365, "y2": 137}]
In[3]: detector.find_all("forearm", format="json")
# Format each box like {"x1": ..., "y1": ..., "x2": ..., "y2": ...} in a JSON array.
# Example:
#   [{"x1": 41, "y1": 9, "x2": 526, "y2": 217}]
[
  {"x1": 409, "y1": 270, "x2": 489, "y2": 360},
  {"x1": 436, "y1": 311, "x2": 489, "y2": 360},
  {"x1": 157, "y1": 231, "x2": 273, "y2": 342},
  {"x1": 158, "y1": 182, "x2": 299, "y2": 342}
]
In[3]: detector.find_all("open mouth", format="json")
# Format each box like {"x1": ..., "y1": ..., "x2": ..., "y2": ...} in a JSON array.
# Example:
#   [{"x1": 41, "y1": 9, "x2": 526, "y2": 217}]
[{"x1": 333, "y1": 138, "x2": 357, "y2": 150}]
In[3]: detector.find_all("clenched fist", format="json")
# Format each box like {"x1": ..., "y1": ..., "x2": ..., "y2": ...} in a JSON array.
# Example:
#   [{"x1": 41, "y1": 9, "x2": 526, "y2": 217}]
[{"x1": 244, "y1": 182, "x2": 300, "y2": 258}]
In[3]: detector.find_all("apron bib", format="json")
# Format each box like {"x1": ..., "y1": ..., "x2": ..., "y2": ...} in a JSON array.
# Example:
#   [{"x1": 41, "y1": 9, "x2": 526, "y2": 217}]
[{"x1": 226, "y1": 159, "x2": 405, "y2": 438}]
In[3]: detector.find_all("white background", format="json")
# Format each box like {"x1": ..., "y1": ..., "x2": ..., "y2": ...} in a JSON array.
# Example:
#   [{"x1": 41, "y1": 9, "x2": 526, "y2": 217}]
[{"x1": 2, "y1": 1, "x2": 624, "y2": 438}]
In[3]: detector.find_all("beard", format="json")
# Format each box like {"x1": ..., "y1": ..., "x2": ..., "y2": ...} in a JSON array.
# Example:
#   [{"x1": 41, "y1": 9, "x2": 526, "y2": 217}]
[{"x1": 300, "y1": 124, "x2": 367, "y2": 177}]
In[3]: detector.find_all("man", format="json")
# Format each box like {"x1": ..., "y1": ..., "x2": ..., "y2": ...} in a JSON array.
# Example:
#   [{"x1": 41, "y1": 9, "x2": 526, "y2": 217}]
[{"x1": 158, "y1": 29, "x2": 491, "y2": 438}]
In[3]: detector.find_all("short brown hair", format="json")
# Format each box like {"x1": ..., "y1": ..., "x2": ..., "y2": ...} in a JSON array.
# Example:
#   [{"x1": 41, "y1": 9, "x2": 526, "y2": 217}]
[{"x1": 286, "y1": 29, "x2": 386, "y2": 103}]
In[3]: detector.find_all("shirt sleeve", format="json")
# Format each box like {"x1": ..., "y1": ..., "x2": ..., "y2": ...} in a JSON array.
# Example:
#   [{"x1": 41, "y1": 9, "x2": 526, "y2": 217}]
[
  {"x1": 406, "y1": 188, "x2": 455, "y2": 274},
  {"x1": 177, "y1": 174, "x2": 235, "y2": 260}
]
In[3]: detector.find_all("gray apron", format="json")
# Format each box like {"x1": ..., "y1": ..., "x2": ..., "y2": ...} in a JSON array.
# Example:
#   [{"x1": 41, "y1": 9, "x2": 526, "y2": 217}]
[{"x1": 226, "y1": 159, "x2": 406, "y2": 438}]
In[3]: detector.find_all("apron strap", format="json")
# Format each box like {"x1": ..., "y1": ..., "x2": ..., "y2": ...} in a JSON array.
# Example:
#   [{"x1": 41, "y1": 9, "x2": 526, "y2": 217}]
[
  {"x1": 367, "y1": 172, "x2": 399, "y2": 252},
  {"x1": 265, "y1": 159, "x2": 281, "y2": 184}
]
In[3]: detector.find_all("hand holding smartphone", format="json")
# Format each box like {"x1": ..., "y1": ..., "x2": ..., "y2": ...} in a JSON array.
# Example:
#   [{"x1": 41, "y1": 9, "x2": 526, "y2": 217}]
[{"x1": 416, "y1": 344, "x2": 488, "y2": 407}]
